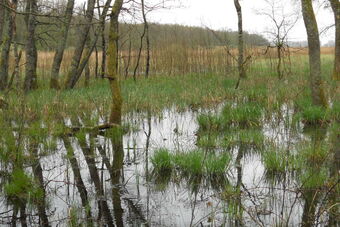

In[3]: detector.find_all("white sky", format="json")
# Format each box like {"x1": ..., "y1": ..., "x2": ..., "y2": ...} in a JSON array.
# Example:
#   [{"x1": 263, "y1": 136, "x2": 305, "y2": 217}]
[
  {"x1": 142, "y1": 0, "x2": 335, "y2": 44},
  {"x1": 76, "y1": 0, "x2": 335, "y2": 44}
]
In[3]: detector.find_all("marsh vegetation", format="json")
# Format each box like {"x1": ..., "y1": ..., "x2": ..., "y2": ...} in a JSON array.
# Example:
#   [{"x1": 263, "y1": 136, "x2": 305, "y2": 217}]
[{"x1": 0, "y1": 0, "x2": 339, "y2": 226}]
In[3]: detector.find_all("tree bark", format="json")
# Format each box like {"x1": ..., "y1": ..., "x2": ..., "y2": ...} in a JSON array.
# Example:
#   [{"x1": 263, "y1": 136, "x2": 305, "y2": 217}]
[
  {"x1": 64, "y1": 0, "x2": 95, "y2": 89},
  {"x1": 234, "y1": 0, "x2": 246, "y2": 81},
  {"x1": 107, "y1": 0, "x2": 124, "y2": 124},
  {"x1": 97, "y1": 0, "x2": 106, "y2": 79},
  {"x1": 23, "y1": 0, "x2": 38, "y2": 92},
  {"x1": 0, "y1": 0, "x2": 5, "y2": 43},
  {"x1": 0, "y1": 0, "x2": 15, "y2": 90},
  {"x1": 50, "y1": 0, "x2": 75, "y2": 89},
  {"x1": 141, "y1": 0, "x2": 150, "y2": 78},
  {"x1": 133, "y1": 21, "x2": 147, "y2": 81},
  {"x1": 84, "y1": 34, "x2": 91, "y2": 87},
  {"x1": 329, "y1": 0, "x2": 340, "y2": 81},
  {"x1": 301, "y1": 0, "x2": 328, "y2": 108}
]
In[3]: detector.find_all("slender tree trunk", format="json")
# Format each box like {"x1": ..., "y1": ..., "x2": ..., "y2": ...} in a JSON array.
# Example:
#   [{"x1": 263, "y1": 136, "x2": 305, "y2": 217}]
[
  {"x1": 23, "y1": 0, "x2": 38, "y2": 92},
  {"x1": 141, "y1": 0, "x2": 150, "y2": 78},
  {"x1": 84, "y1": 28, "x2": 91, "y2": 87},
  {"x1": 133, "y1": 23, "x2": 147, "y2": 81},
  {"x1": 97, "y1": 0, "x2": 106, "y2": 79},
  {"x1": 301, "y1": 0, "x2": 328, "y2": 108},
  {"x1": 68, "y1": 0, "x2": 112, "y2": 87},
  {"x1": 0, "y1": 0, "x2": 15, "y2": 90},
  {"x1": 94, "y1": 45, "x2": 99, "y2": 78},
  {"x1": 64, "y1": 0, "x2": 95, "y2": 89},
  {"x1": 50, "y1": 0, "x2": 75, "y2": 89},
  {"x1": 277, "y1": 45, "x2": 283, "y2": 79},
  {"x1": 234, "y1": 0, "x2": 246, "y2": 82},
  {"x1": 7, "y1": 0, "x2": 20, "y2": 90},
  {"x1": 329, "y1": 0, "x2": 340, "y2": 80},
  {"x1": 124, "y1": 36, "x2": 132, "y2": 79},
  {"x1": 0, "y1": 0, "x2": 5, "y2": 43},
  {"x1": 107, "y1": 0, "x2": 124, "y2": 124}
]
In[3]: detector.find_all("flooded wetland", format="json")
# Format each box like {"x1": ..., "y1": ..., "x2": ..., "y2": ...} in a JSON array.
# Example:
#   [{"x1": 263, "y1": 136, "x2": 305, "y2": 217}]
[{"x1": 0, "y1": 61, "x2": 339, "y2": 226}]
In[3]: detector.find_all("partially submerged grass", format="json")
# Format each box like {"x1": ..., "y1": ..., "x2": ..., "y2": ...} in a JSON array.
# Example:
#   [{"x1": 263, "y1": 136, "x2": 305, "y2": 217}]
[
  {"x1": 151, "y1": 149, "x2": 231, "y2": 177},
  {"x1": 151, "y1": 148, "x2": 173, "y2": 172},
  {"x1": 222, "y1": 103, "x2": 263, "y2": 128}
]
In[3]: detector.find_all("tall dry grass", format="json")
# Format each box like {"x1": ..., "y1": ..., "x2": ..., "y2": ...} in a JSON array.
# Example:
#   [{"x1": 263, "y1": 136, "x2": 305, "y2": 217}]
[{"x1": 7, "y1": 46, "x2": 335, "y2": 82}]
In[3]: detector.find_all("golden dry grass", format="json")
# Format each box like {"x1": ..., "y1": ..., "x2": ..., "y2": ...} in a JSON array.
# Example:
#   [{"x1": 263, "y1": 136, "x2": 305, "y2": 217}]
[{"x1": 7, "y1": 46, "x2": 335, "y2": 79}]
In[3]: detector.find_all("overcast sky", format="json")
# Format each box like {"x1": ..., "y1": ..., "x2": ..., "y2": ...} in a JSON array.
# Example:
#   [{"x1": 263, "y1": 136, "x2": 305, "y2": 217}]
[{"x1": 138, "y1": 0, "x2": 335, "y2": 44}]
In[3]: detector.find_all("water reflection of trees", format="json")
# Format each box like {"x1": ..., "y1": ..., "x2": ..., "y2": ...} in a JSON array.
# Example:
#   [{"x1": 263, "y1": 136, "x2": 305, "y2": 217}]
[{"x1": 0, "y1": 105, "x2": 338, "y2": 226}]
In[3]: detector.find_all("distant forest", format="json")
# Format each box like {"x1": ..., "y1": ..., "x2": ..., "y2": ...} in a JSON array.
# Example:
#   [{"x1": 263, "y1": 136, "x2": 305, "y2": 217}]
[{"x1": 12, "y1": 15, "x2": 269, "y2": 51}]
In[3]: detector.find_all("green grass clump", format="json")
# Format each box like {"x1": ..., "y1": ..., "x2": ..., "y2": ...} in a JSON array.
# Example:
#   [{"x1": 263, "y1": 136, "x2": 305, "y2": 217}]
[
  {"x1": 222, "y1": 103, "x2": 263, "y2": 128},
  {"x1": 173, "y1": 151, "x2": 203, "y2": 175},
  {"x1": 197, "y1": 114, "x2": 222, "y2": 132},
  {"x1": 300, "y1": 144, "x2": 329, "y2": 166},
  {"x1": 244, "y1": 86, "x2": 268, "y2": 104},
  {"x1": 151, "y1": 149, "x2": 231, "y2": 177},
  {"x1": 330, "y1": 101, "x2": 340, "y2": 121},
  {"x1": 151, "y1": 149, "x2": 173, "y2": 172},
  {"x1": 196, "y1": 133, "x2": 218, "y2": 149},
  {"x1": 222, "y1": 129, "x2": 264, "y2": 150},
  {"x1": 294, "y1": 96, "x2": 330, "y2": 126},
  {"x1": 205, "y1": 153, "x2": 231, "y2": 176},
  {"x1": 299, "y1": 167, "x2": 328, "y2": 189},
  {"x1": 5, "y1": 169, "x2": 43, "y2": 206},
  {"x1": 262, "y1": 150, "x2": 286, "y2": 174},
  {"x1": 300, "y1": 105, "x2": 329, "y2": 125}
]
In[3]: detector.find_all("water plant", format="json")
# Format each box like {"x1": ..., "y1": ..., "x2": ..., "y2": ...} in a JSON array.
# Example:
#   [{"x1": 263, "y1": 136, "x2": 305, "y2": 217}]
[
  {"x1": 151, "y1": 148, "x2": 173, "y2": 172},
  {"x1": 221, "y1": 102, "x2": 263, "y2": 128}
]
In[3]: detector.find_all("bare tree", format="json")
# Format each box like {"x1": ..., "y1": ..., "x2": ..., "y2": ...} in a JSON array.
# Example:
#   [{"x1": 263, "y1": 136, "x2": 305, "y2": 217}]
[
  {"x1": 258, "y1": 0, "x2": 299, "y2": 79},
  {"x1": 50, "y1": 0, "x2": 75, "y2": 89},
  {"x1": 301, "y1": 0, "x2": 328, "y2": 108},
  {"x1": 329, "y1": 0, "x2": 339, "y2": 80},
  {"x1": 234, "y1": 0, "x2": 246, "y2": 81}
]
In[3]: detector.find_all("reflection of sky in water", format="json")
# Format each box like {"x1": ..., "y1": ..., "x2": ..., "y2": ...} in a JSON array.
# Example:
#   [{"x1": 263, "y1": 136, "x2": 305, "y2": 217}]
[{"x1": 0, "y1": 107, "x2": 330, "y2": 226}]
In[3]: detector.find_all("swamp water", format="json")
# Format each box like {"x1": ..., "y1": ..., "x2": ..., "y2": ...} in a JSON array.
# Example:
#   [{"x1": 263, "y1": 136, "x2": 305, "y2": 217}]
[{"x1": 0, "y1": 106, "x2": 338, "y2": 226}]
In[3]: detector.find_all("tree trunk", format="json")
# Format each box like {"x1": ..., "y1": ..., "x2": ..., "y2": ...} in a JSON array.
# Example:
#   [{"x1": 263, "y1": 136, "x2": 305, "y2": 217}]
[
  {"x1": 329, "y1": 0, "x2": 340, "y2": 81},
  {"x1": 133, "y1": 20, "x2": 147, "y2": 81},
  {"x1": 0, "y1": 0, "x2": 5, "y2": 43},
  {"x1": 234, "y1": 0, "x2": 246, "y2": 81},
  {"x1": 141, "y1": 0, "x2": 150, "y2": 78},
  {"x1": 84, "y1": 34, "x2": 91, "y2": 87},
  {"x1": 97, "y1": 0, "x2": 106, "y2": 79},
  {"x1": 0, "y1": 0, "x2": 15, "y2": 90},
  {"x1": 23, "y1": 0, "x2": 38, "y2": 92},
  {"x1": 64, "y1": 0, "x2": 95, "y2": 89},
  {"x1": 301, "y1": 0, "x2": 328, "y2": 108},
  {"x1": 7, "y1": 0, "x2": 20, "y2": 90},
  {"x1": 107, "y1": 0, "x2": 124, "y2": 124},
  {"x1": 50, "y1": 0, "x2": 75, "y2": 89}
]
